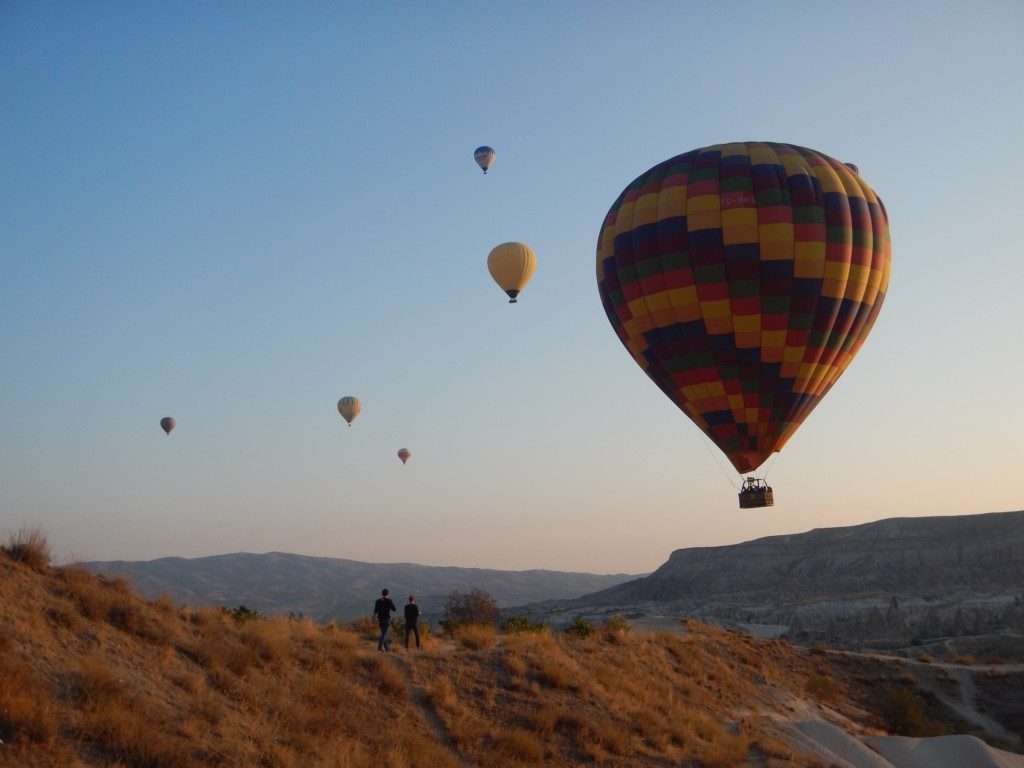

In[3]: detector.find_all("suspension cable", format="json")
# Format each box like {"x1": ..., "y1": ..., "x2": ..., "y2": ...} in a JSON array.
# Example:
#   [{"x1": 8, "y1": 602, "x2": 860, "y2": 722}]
[{"x1": 701, "y1": 434, "x2": 740, "y2": 490}]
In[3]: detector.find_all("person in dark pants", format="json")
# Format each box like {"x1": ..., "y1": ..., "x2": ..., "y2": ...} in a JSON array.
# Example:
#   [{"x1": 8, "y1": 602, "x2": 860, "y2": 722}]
[
  {"x1": 404, "y1": 595, "x2": 421, "y2": 649},
  {"x1": 373, "y1": 588, "x2": 397, "y2": 652}
]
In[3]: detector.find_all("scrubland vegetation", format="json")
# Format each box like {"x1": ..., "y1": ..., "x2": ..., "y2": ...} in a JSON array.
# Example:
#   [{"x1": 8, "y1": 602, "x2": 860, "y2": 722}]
[{"x1": 3, "y1": 532, "x2": 1010, "y2": 767}]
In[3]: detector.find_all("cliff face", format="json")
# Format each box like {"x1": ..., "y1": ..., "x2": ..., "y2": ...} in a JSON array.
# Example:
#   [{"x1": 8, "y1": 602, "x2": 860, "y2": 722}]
[{"x1": 581, "y1": 511, "x2": 1024, "y2": 609}]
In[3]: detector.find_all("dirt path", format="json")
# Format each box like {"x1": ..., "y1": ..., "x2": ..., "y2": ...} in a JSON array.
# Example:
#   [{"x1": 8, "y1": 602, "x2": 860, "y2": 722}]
[
  {"x1": 825, "y1": 649, "x2": 1023, "y2": 747},
  {"x1": 389, "y1": 653, "x2": 475, "y2": 768}
]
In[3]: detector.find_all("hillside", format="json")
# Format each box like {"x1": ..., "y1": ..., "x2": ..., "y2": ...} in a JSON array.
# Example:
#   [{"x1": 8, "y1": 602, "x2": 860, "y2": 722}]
[
  {"x1": 3, "y1": 534, "x2": 1023, "y2": 767},
  {"x1": 81, "y1": 551, "x2": 639, "y2": 621},
  {"x1": 535, "y1": 511, "x2": 1024, "y2": 644}
]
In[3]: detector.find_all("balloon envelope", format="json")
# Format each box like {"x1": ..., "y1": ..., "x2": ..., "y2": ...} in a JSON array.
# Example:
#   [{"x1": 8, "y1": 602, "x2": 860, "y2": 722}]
[
  {"x1": 337, "y1": 396, "x2": 361, "y2": 425},
  {"x1": 487, "y1": 242, "x2": 536, "y2": 303},
  {"x1": 160, "y1": 417, "x2": 175, "y2": 436},
  {"x1": 596, "y1": 142, "x2": 891, "y2": 473},
  {"x1": 397, "y1": 448, "x2": 411, "y2": 465},
  {"x1": 474, "y1": 146, "x2": 495, "y2": 174}
]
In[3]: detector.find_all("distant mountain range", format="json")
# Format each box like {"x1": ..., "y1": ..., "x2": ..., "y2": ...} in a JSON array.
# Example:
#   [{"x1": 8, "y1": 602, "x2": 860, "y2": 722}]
[
  {"x1": 530, "y1": 510, "x2": 1024, "y2": 645},
  {"x1": 81, "y1": 552, "x2": 641, "y2": 622},
  {"x1": 84, "y1": 511, "x2": 1024, "y2": 643}
]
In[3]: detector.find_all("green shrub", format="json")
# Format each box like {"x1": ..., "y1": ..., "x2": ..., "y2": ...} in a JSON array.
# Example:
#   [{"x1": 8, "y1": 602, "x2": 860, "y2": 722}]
[
  {"x1": 221, "y1": 605, "x2": 263, "y2": 624},
  {"x1": 565, "y1": 616, "x2": 594, "y2": 638}
]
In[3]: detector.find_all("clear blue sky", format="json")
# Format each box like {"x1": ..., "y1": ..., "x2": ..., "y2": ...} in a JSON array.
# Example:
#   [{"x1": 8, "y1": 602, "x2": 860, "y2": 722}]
[{"x1": 2, "y1": 2, "x2": 1022, "y2": 573}]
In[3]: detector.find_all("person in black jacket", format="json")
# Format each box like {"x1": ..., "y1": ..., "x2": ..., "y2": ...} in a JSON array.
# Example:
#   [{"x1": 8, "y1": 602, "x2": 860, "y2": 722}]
[
  {"x1": 373, "y1": 589, "x2": 397, "y2": 652},
  {"x1": 404, "y1": 595, "x2": 421, "y2": 650}
]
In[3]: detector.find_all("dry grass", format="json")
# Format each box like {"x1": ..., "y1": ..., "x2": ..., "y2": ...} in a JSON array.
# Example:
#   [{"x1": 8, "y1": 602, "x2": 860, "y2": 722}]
[
  {"x1": 395, "y1": 619, "x2": 833, "y2": 766},
  {"x1": 450, "y1": 622, "x2": 498, "y2": 650},
  {"x1": 0, "y1": 545, "x2": 462, "y2": 768},
  {"x1": 0, "y1": 653, "x2": 58, "y2": 747},
  {"x1": 2, "y1": 524, "x2": 51, "y2": 572},
  {"x1": 2, "y1": 530, "x2": 887, "y2": 768}
]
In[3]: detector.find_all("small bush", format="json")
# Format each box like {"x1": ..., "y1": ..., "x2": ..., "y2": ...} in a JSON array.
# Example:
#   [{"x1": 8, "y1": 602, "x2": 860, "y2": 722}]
[
  {"x1": 2, "y1": 525, "x2": 51, "y2": 572},
  {"x1": 442, "y1": 587, "x2": 500, "y2": 627},
  {"x1": 565, "y1": 616, "x2": 594, "y2": 638},
  {"x1": 221, "y1": 605, "x2": 264, "y2": 624},
  {"x1": 918, "y1": 653, "x2": 934, "y2": 664},
  {"x1": 601, "y1": 615, "x2": 630, "y2": 633},
  {"x1": 875, "y1": 688, "x2": 944, "y2": 736},
  {"x1": 501, "y1": 615, "x2": 548, "y2": 634}
]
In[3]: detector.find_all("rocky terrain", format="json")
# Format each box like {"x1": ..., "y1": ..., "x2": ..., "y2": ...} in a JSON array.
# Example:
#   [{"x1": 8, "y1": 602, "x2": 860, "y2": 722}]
[{"x1": 524, "y1": 511, "x2": 1024, "y2": 648}]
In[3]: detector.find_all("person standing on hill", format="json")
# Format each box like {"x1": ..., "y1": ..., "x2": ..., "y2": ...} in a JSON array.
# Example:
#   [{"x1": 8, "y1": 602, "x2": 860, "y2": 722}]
[
  {"x1": 404, "y1": 595, "x2": 421, "y2": 650},
  {"x1": 373, "y1": 589, "x2": 397, "y2": 652}
]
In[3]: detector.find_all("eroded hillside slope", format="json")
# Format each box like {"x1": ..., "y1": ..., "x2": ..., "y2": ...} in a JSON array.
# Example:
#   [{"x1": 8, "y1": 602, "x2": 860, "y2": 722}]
[{"x1": 3, "y1": 541, "x2": 1018, "y2": 767}]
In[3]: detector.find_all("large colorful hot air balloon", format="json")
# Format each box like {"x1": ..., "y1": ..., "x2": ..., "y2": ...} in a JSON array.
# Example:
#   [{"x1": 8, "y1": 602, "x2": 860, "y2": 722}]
[
  {"x1": 160, "y1": 417, "x2": 175, "y2": 436},
  {"x1": 487, "y1": 242, "x2": 536, "y2": 303},
  {"x1": 597, "y1": 142, "x2": 891, "y2": 502},
  {"x1": 337, "y1": 396, "x2": 361, "y2": 426},
  {"x1": 397, "y1": 448, "x2": 411, "y2": 465},
  {"x1": 474, "y1": 146, "x2": 495, "y2": 174}
]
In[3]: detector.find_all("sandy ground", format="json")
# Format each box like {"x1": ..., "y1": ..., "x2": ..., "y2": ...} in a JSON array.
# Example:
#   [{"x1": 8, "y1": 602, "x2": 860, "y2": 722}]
[
  {"x1": 865, "y1": 734, "x2": 1024, "y2": 768},
  {"x1": 777, "y1": 711, "x2": 1024, "y2": 768}
]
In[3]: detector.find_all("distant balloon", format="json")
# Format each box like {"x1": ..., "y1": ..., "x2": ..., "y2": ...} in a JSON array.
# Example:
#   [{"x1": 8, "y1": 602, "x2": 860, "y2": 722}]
[
  {"x1": 487, "y1": 242, "x2": 536, "y2": 303},
  {"x1": 337, "y1": 396, "x2": 361, "y2": 426},
  {"x1": 474, "y1": 146, "x2": 495, "y2": 174},
  {"x1": 160, "y1": 417, "x2": 175, "y2": 436},
  {"x1": 597, "y1": 142, "x2": 891, "y2": 476},
  {"x1": 397, "y1": 448, "x2": 411, "y2": 465}
]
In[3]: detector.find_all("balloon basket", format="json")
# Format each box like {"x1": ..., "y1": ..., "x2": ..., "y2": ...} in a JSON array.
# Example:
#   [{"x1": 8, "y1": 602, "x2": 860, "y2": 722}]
[{"x1": 738, "y1": 478, "x2": 774, "y2": 509}]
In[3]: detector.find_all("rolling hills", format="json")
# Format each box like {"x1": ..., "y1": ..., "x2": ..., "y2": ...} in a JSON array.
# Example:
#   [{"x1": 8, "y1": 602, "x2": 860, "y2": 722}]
[{"x1": 81, "y1": 551, "x2": 640, "y2": 621}]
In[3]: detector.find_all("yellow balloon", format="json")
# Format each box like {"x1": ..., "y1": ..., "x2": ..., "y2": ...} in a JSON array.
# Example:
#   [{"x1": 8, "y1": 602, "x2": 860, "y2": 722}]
[
  {"x1": 337, "y1": 396, "x2": 361, "y2": 426},
  {"x1": 487, "y1": 242, "x2": 536, "y2": 303}
]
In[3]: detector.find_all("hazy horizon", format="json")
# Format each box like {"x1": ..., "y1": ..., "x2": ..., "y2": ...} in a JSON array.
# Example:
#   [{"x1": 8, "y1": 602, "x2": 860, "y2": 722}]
[{"x1": 3, "y1": 3, "x2": 1022, "y2": 573}]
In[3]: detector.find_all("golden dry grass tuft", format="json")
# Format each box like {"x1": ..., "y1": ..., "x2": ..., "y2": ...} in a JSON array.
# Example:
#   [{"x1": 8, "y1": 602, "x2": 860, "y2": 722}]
[
  {"x1": 450, "y1": 622, "x2": 498, "y2": 650},
  {"x1": 2, "y1": 524, "x2": 51, "y2": 572}
]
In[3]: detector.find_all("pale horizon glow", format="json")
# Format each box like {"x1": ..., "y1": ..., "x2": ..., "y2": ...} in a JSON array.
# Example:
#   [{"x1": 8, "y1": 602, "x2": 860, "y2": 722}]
[{"x1": 2, "y1": 3, "x2": 1023, "y2": 574}]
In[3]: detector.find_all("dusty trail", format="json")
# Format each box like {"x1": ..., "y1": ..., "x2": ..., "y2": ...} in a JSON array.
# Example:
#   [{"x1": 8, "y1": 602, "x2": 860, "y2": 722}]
[
  {"x1": 389, "y1": 652, "x2": 475, "y2": 768},
  {"x1": 825, "y1": 648, "x2": 1023, "y2": 747}
]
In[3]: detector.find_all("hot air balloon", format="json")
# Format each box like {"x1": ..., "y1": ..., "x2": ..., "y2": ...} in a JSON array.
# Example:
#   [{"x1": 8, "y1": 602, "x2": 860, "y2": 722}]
[
  {"x1": 487, "y1": 242, "x2": 536, "y2": 303},
  {"x1": 596, "y1": 142, "x2": 891, "y2": 507},
  {"x1": 160, "y1": 417, "x2": 175, "y2": 436},
  {"x1": 337, "y1": 396, "x2": 361, "y2": 426},
  {"x1": 397, "y1": 448, "x2": 411, "y2": 465},
  {"x1": 474, "y1": 146, "x2": 495, "y2": 174}
]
